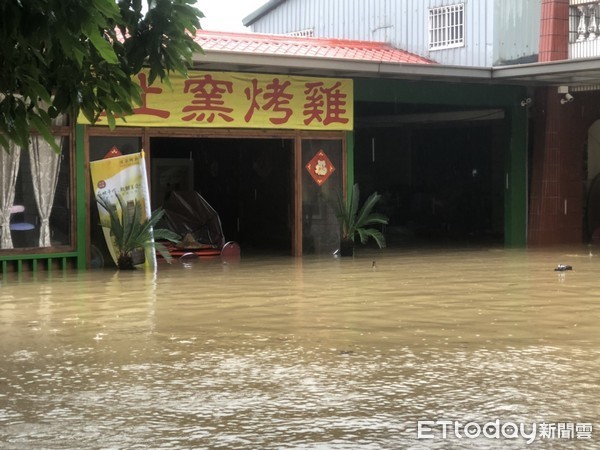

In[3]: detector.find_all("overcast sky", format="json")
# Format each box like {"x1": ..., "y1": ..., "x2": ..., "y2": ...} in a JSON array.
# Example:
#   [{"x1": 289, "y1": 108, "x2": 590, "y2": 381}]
[{"x1": 197, "y1": 0, "x2": 269, "y2": 32}]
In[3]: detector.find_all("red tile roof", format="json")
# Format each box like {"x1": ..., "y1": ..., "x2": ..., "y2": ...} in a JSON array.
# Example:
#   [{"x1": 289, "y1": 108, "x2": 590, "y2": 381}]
[{"x1": 194, "y1": 30, "x2": 434, "y2": 65}]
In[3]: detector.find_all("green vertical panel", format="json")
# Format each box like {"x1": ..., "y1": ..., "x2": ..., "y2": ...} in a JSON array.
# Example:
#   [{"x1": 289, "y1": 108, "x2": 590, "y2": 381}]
[
  {"x1": 1, "y1": 260, "x2": 6, "y2": 276},
  {"x1": 32, "y1": 259, "x2": 38, "y2": 272},
  {"x1": 17, "y1": 259, "x2": 22, "y2": 274},
  {"x1": 75, "y1": 124, "x2": 87, "y2": 270},
  {"x1": 346, "y1": 131, "x2": 354, "y2": 195},
  {"x1": 505, "y1": 106, "x2": 528, "y2": 247}
]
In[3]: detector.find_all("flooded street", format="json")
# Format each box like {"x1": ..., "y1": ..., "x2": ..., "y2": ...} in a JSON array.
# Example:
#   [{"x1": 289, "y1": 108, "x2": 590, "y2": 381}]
[{"x1": 1, "y1": 248, "x2": 599, "y2": 449}]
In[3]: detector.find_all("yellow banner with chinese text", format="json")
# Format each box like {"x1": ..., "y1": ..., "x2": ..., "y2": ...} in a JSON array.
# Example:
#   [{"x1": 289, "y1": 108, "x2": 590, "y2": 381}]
[
  {"x1": 79, "y1": 70, "x2": 354, "y2": 130},
  {"x1": 90, "y1": 152, "x2": 155, "y2": 268}
]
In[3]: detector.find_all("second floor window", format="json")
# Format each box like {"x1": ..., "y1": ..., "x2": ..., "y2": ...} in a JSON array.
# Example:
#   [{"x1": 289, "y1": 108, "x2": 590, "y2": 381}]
[
  {"x1": 429, "y1": 3, "x2": 465, "y2": 50},
  {"x1": 570, "y1": 4, "x2": 599, "y2": 43}
]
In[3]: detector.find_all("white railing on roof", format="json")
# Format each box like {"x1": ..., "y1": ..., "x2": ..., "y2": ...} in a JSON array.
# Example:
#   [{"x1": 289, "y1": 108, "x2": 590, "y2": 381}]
[{"x1": 570, "y1": 1, "x2": 600, "y2": 58}]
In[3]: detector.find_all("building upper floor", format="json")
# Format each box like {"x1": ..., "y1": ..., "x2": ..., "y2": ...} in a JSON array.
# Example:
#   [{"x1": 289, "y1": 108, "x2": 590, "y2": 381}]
[
  {"x1": 570, "y1": 0, "x2": 600, "y2": 59},
  {"x1": 243, "y1": 0, "x2": 541, "y2": 67}
]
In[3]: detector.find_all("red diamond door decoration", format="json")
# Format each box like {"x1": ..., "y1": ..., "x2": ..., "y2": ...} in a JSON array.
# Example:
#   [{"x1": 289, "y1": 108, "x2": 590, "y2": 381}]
[{"x1": 306, "y1": 150, "x2": 336, "y2": 186}]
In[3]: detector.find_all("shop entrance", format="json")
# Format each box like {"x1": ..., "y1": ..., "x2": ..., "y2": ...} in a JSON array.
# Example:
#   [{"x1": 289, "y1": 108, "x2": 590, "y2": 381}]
[
  {"x1": 150, "y1": 137, "x2": 294, "y2": 254},
  {"x1": 354, "y1": 121, "x2": 506, "y2": 247}
]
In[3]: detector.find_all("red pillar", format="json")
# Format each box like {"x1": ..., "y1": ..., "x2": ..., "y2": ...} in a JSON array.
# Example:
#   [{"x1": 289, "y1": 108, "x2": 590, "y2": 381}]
[
  {"x1": 528, "y1": 89, "x2": 585, "y2": 246},
  {"x1": 539, "y1": 0, "x2": 569, "y2": 62},
  {"x1": 529, "y1": 0, "x2": 578, "y2": 245}
]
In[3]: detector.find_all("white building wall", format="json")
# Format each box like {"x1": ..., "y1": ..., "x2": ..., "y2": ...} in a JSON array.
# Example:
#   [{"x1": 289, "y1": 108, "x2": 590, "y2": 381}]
[
  {"x1": 493, "y1": 0, "x2": 540, "y2": 65},
  {"x1": 248, "y1": 0, "x2": 540, "y2": 67}
]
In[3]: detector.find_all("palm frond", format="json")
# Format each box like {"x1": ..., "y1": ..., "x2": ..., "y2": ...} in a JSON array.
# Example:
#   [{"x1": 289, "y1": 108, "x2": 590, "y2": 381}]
[
  {"x1": 330, "y1": 183, "x2": 389, "y2": 248},
  {"x1": 121, "y1": 197, "x2": 142, "y2": 250},
  {"x1": 153, "y1": 241, "x2": 174, "y2": 264},
  {"x1": 95, "y1": 193, "x2": 180, "y2": 267},
  {"x1": 360, "y1": 213, "x2": 389, "y2": 227},
  {"x1": 97, "y1": 195, "x2": 125, "y2": 245},
  {"x1": 348, "y1": 183, "x2": 360, "y2": 228},
  {"x1": 152, "y1": 228, "x2": 181, "y2": 242},
  {"x1": 355, "y1": 191, "x2": 382, "y2": 228},
  {"x1": 357, "y1": 228, "x2": 386, "y2": 248},
  {"x1": 133, "y1": 208, "x2": 158, "y2": 242},
  {"x1": 333, "y1": 188, "x2": 350, "y2": 238},
  {"x1": 138, "y1": 206, "x2": 167, "y2": 234}
]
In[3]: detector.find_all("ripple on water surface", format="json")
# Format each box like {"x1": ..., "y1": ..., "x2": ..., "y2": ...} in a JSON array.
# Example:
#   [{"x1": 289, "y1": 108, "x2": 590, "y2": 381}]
[{"x1": 1, "y1": 249, "x2": 599, "y2": 448}]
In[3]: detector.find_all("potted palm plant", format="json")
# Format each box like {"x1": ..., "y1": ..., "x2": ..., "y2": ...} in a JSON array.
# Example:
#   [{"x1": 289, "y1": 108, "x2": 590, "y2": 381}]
[
  {"x1": 96, "y1": 194, "x2": 180, "y2": 270},
  {"x1": 332, "y1": 183, "x2": 389, "y2": 257}
]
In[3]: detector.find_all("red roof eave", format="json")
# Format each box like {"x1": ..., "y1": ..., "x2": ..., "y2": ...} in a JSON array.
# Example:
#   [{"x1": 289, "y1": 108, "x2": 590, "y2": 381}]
[{"x1": 193, "y1": 30, "x2": 435, "y2": 65}]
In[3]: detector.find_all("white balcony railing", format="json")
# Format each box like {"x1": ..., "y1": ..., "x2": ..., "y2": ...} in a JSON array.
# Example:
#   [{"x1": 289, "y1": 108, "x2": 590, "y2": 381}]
[{"x1": 570, "y1": 2, "x2": 600, "y2": 59}]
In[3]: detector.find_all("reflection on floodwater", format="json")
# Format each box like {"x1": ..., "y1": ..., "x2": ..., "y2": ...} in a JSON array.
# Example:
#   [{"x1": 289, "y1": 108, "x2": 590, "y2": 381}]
[{"x1": 1, "y1": 247, "x2": 599, "y2": 449}]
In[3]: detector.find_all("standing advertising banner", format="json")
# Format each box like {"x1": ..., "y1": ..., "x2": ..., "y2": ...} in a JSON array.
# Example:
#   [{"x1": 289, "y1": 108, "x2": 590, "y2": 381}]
[{"x1": 90, "y1": 150, "x2": 156, "y2": 268}]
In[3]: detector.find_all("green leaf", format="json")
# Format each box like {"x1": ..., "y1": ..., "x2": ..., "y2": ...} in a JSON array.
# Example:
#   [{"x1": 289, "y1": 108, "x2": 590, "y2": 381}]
[
  {"x1": 83, "y1": 23, "x2": 119, "y2": 64},
  {"x1": 0, "y1": 0, "x2": 204, "y2": 152},
  {"x1": 22, "y1": 77, "x2": 52, "y2": 103},
  {"x1": 330, "y1": 184, "x2": 389, "y2": 248},
  {"x1": 96, "y1": 193, "x2": 179, "y2": 267},
  {"x1": 154, "y1": 241, "x2": 174, "y2": 263},
  {"x1": 152, "y1": 228, "x2": 180, "y2": 242},
  {"x1": 91, "y1": 0, "x2": 120, "y2": 19}
]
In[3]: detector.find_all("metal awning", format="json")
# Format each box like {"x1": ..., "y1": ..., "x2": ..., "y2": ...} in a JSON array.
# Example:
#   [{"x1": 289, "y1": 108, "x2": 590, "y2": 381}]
[
  {"x1": 194, "y1": 51, "x2": 600, "y2": 87},
  {"x1": 492, "y1": 58, "x2": 600, "y2": 87},
  {"x1": 191, "y1": 30, "x2": 600, "y2": 88},
  {"x1": 192, "y1": 51, "x2": 494, "y2": 83}
]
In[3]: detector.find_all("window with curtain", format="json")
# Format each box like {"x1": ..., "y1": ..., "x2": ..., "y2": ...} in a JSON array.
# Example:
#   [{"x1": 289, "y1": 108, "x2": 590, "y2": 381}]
[{"x1": 0, "y1": 124, "x2": 72, "y2": 250}]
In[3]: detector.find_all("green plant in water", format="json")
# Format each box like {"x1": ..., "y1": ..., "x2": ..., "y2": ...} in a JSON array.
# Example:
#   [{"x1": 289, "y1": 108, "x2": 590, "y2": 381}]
[
  {"x1": 332, "y1": 183, "x2": 389, "y2": 251},
  {"x1": 96, "y1": 194, "x2": 180, "y2": 270}
]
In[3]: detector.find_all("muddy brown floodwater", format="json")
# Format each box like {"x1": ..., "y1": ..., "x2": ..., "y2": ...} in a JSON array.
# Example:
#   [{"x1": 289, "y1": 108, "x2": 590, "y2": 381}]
[{"x1": 1, "y1": 247, "x2": 599, "y2": 449}]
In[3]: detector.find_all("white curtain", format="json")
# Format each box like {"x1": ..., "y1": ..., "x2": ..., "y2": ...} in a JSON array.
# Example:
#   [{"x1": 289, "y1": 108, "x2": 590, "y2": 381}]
[
  {"x1": 29, "y1": 114, "x2": 66, "y2": 247},
  {"x1": 0, "y1": 143, "x2": 22, "y2": 249}
]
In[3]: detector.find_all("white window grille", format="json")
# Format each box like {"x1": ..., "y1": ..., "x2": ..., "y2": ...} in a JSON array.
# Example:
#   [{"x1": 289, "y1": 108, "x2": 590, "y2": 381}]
[
  {"x1": 429, "y1": 4, "x2": 465, "y2": 50},
  {"x1": 286, "y1": 28, "x2": 315, "y2": 38},
  {"x1": 569, "y1": 3, "x2": 599, "y2": 43}
]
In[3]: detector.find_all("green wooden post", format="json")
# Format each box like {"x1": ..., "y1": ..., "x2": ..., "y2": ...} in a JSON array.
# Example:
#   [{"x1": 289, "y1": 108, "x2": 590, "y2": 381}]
[
  {"x1": 505, "y1": 106, "x2": 528, "y2": 247},
  {"x1": 75, "y1": 124, "x2": 88, "y2": 270}
]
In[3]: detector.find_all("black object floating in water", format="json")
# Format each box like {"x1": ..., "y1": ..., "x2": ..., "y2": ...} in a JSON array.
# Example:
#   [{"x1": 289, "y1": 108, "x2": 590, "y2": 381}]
[{"x1": 554, "y1": 264, "x2": 573, "y2": 271}]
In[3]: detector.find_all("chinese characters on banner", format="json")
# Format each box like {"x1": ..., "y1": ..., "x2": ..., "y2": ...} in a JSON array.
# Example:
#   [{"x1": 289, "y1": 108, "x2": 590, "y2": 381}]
[{"x1": 80, "y1": 70, "x2": 353, "y2": 131}]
